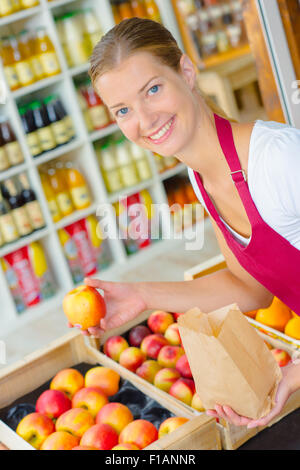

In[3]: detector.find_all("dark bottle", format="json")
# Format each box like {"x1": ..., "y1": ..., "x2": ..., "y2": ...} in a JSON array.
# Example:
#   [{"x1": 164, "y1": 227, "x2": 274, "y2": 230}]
[
  {"x1": 44, "y1": 95, "x2": 70, "y2": 146},
  {"x1": 16, "y1": 172, "x2": 46, "y2": 231},
  {"x1": 28, "y1": 100, "x2": 56, "y2": 152},
  {"x1": 0, "y1": 188, "x2": 19, "y2": 244},
  {"x1": 19, "y1": 105, "x2": 42, "y2": 158},
  {"x1": 0, "y1": 116, "x2": 24, "y2": 167},
  {"x1": 2, "y1": 178, "x2": 33, "y2": 237},
  {"x1": 53, "y1": 95, "x2": 75, "y2": 140}
]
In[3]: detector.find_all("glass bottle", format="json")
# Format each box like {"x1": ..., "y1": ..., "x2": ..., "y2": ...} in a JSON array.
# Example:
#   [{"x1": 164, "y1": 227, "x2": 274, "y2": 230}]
[
  {"x1": 114, "y1": 136, "x2": 139, "y2": 188},
  {"x1": 82, "y1": 83, "x2": 110, "y2": 131},
  {"x1": 0, "y1": 0, "x2": 14, "y2": 16},
  {"x1": 0, "y1": 36, "x2": 20, "y2": 91},
  {"x1": 52, "y1": 96, "x2": 75, "y2": 140},
  {"x1": 40, "y1": 172, "x2": 62, "y2": 222},
  {"x1": 35, "y1": 27, "x2": 61, "y2": 77},
  {"x1": 20, "y1": 0, "x2": 39, "y2": 9},
  {"x1": 43, "y1": 95, "x2": 70, "y2": 146},
  {"x1": 28, "y1": 100, "x2": 56, "y2": 153},
  {"x1": 129, "y1": 142, "x2": 152, "y2": 181},
  {"x1": 16, "y1": 172, "x2": 45, "y2": 230},
  {"x1": 65, "y1": 161, "x2": 91, "y2": 210},
  {"x1": 144, "y1": 0, "x2": 161, "y2": 22},
  {"x1": 81, "y1": 8, "x2": 103, "y2": 55},
  {"x1": 19, "y1": 106, "x2": 42, "y2": 158},
  {"x1": 0, "y1": 121, "x2": 10, "y2": 171},
  {"x1": 118, "y1": 1, "x2": 134, "y2": 20},
  {"x1": 47, "y1": 167, "x2": 74, "y2": 217},
  {"x1": 27, "y1": 30, "x2": 45, "y2": 81},
  {"x1": 60, "y1": 12, "x2": 89, "y2": 67},
  {"x1": 130, "y1": 0, "x2": 147, "y2": 17},
  {"x1": 10, "y1": 35, "x2": 35, "y2": 87},
  {"x1": 98, "y1": 140, "x2": 123, "y2": 193},
  {"x1": 0, "y1": 189, "x2": 19, "y2": 243},
  {"x1": 2, "y1": 178, "x2": 33, "y2": 237},
  {"x1": 0, "y1": 116, "x2": 24, "y2": 167}
]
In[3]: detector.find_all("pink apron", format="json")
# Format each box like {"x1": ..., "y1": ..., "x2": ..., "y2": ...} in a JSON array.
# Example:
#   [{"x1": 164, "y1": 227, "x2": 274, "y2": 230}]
[{"x1": 193, "y1": 113, "x2": 300, "y2": 315}]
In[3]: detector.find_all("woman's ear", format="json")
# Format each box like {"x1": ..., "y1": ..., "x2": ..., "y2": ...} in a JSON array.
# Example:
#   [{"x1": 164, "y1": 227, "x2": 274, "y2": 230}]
[{"x1": 179, "y1": 54, "x2": 197, "y2": 90}]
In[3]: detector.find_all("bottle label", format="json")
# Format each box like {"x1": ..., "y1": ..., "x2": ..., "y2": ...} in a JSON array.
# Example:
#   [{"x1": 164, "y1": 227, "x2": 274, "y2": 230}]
[
  {"x1": 30, "y1": 56, "x2": 44, "y2": 80},
  {"x1": 119, "y1": 165, "x2": 139, "y2": 187},
  {"x1": 70, "y1": 186, "x2": 91, "y2": 210},
  {"x1": 0, "y1": 214, "x2": 19, "y2": 243},
  {"x1": 26, "y1": 200, "x2": 45, "y2": 230},
  {"x1": 4, "y1": 66, "x2": 19, "y2": 90},
  {"x1": 89, "y1": 106, "x2": 110, "y2": 129},
  {"x1": 39, "y1": 52, "x2": 60, "y2": 76},
  {"x1": 136, "y1": 160, "x2": 152, "y2": 181},
  {"x1": 5, "y1": 141, "x2": 24, "y2": 166},
  {"x1": 51, "y1": 120, "x2": 69, "y2": 145},
  {"x1": 15, "y1": 61, "x2": 34, "y2": 86},
  {"x1": 104, "y1": 169, "x2": 123, "y2": 193},
  {"x1": 48, "y1": 198, "x2": 61, "y2": 222},
  {"x1": 0, "y1": 147, "x2": 10, "y2": 171},
  {"x1": 26, "y1": 132, "x2": 42, "y2": 156},
  {"x1": 0, "y1": 0, "x2": 14, "y2": 15},
  {"x1": 64, "y1": 116, "x2": 75, "y2": 138},
  {"x1": 56, "y1": 192, "x2": 73, "y2": 216},
  {"x1": 37, "y1": 126, "x2": 56, "y2": 151},
  {"x1": 12, "y1": 207, "x2": 32, "y2": 236}
]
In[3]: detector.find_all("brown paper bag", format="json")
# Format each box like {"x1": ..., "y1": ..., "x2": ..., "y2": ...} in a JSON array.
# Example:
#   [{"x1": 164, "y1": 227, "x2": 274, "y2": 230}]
[{"x1": 177, "y1": 303, "x2": 282, "y2": 420}]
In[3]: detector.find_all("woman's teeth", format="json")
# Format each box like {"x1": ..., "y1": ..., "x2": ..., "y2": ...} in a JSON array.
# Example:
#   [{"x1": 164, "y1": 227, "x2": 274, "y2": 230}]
[{"x1": 149, "y1": 118, "x2": 173, "y2": 141}]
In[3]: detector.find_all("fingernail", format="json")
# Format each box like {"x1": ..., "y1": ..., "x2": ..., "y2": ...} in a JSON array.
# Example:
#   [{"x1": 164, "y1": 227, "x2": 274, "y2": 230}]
[{"x1": 74, "y1": 324, "x2": 82, "y2": 329}]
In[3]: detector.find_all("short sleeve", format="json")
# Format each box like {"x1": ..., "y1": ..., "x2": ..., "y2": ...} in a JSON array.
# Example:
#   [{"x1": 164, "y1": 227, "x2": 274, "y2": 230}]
[{"x1": 266, "y1": 127, "x2": 300, "y2": 219}]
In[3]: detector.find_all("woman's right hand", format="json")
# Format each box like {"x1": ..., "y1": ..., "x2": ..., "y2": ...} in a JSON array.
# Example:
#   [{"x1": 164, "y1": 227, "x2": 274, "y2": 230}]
[{"x1": 68, "y1": 277, "x2": 147, "y2": 338}]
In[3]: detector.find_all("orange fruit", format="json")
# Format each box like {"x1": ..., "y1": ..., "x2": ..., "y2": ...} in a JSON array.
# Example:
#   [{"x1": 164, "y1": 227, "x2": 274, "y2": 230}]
[
  {"x1": 244, "y1": 309, "x2": 257, "y2": 319},
  {"x1": 255, "y1": 297, "x2": 292, "y2": 332},
  {"x1": 284, "y1": 316, "x2": 300, "y2": 340}
]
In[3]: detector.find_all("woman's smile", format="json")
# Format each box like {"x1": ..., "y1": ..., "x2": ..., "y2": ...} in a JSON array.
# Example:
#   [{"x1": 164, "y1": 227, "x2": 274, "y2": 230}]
[{"x1": 145, "y1": 115, "x2": 176, "y2": 145}]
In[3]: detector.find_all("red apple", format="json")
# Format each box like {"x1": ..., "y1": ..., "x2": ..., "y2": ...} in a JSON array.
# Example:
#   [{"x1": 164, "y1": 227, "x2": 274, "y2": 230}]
[
  {"x1": 128, "y1": 325, "x2": 151, "y2": 347},
  {"x1": 85, "y1": 367, "x2": 120, "y2": 396},
  {"x1": 173, "y1": 312, "x2": 185, "y2": 321},
  {"x1": 63, "y1": 285, "x2": 106, "y2": 330},
  {"x1": 191, "y1": 393, "x2": 205, "y2": 412},
  {"x1": 147, "y1": 310, "x2": 174, "y2": 334},
  {"x1": 119, "y1": 347, "x2": 146, "y2": 372},
  {"x1": 164, "y1": 323, "x2": 181, "y2": 346},
  {"x1": 119, "y1": 419, "x2": 158, "y2": 449},
  {"x1": 157, "y1": 345, "x2": 184, "y2": 368},
  {"x1": 140, "y1": 334, "x2": 169, "y2": 359},
  {"x1": 103, "y1": 336, "x2": 129, "y2": 362},
  {"x1": 96, "y1": 402, "x2": 133, "y2": 434},
  {"x1": 271, "y1": 348, "x2": 291, "y2": 367},
  {"x1": 158, "y1": 417, "x2": 189, "y2": 438},
  {"x1": 175, "y1": 354, "x2": 193, "y2": 379},
  {"x1": 112, "y1": 443, "x2": 140, "y2": 450},
  {"x1": 36, "y1": 390, "x2": 72, "y2": 420},
  {"x1": 40, "y1": 431, "x2": 79, "y2": 450},
  {"x1": 50, "y1": 368, "x2": 84, "y2": 399},
  {"x1": 16, "y1": 412, "x2": 55, "y2": 449},
  {"x1": 72, "y1": 387, "x2": 108, "y2": 418},
  {"x1": 169, "y1": 378, "x2": 195, "y2": 406},
  {"x1": 153, "y1": 368, "x2": 181, "y2": 392},
  {"x1": 136, "y1": 360, "x2": 163, "y2": 384},
  {"x1": 80, "y1": 423, "x2": 118, "y2": 450},
  {"x1": 55, "y1": 408, "x2": 94, "y2": 438}
]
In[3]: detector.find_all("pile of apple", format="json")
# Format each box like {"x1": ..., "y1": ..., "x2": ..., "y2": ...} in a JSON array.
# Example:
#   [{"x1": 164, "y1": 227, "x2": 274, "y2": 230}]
[
  {"x1": 265, "y1": 342, "x2": 292, "y2": 367},
  {"x1": 15, "y1": 365, "x2": 189, "y2": 450},
  {"x1": 103, "y1": 310, "x2": 205, "y2": 411}
]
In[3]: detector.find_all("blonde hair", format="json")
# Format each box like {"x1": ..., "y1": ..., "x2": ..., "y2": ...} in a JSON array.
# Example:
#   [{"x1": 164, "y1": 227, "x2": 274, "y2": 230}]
[{"x1": 89, "y1": 17, "x2": 233, "y2": 121}]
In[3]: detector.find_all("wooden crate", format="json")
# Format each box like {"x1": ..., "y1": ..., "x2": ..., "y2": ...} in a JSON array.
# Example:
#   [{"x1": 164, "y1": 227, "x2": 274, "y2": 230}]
[
  {"x1": 0, "y1": 330, "x2": 221, "y2": 451},
  {"x1": 183, "y1": 255, "x2": 300, "y2": 449}
]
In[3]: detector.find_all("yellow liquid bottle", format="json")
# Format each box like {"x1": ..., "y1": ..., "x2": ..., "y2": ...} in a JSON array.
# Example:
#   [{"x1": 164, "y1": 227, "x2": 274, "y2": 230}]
[
  {"x1": 27, "y1": 30, "x2": 45, "y2": 81},
  {"x1": 10, "y1": 35, "x2": 35, "y2": 87},
  {"x1": 18, "y1": 30, "x2": 44, "y2": 83},
  {"x1": 20, "y1": 0, "x2": 39, "y2": 9},
  {"x1": 35, "y1": 27, "x2": 61, "y2": 77},
  {"x1": 40, "y1": 172, "x2": 62, "y2": 222},
  {"x1": 48, "y1": 167, "x2": 74, "y2": 217},
  {"x1": 0, "y1": 0, "x2": 14, "y2": 16},
  {"x1": 65, "y1": 162, "x2": 91, "y2": 210},
  {"x1": 0, "y1": 36, "x2": 20, "y2": 91}
]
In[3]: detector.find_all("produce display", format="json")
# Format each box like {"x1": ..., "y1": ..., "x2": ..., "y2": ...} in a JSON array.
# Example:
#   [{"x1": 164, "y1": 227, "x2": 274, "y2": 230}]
[
  {"x1": 245, "y1": 296, "x2": 300, "y2": 341},
  {"x1": 0, "y1": 364, "x2": 190, "y2": 450},
  {"x1": 102, "y1": 309, "x2": 293, "y2": 410}
]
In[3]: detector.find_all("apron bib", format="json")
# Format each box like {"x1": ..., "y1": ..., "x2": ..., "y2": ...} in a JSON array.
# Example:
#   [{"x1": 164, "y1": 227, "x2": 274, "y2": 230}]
[{"x1": 193, "y1": 113, "x2": 300, "y2": 315}]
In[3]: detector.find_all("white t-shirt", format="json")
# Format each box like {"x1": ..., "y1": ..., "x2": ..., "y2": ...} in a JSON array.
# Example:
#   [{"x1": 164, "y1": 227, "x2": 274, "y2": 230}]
[{"x1": 188, "y1": 120, "x2": 300, "y2": 249}]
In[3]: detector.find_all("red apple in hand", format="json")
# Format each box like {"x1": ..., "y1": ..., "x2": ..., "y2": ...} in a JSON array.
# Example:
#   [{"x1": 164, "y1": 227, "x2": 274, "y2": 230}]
[
  {"x1": 128, "y1": 325, "x2": 151, "y2": 347},
  {"x1": 36, "y1": 390, "x2": 72, "y2": 420},
  {"x1": 63, "y1": 285, "x2": 106, "y2": 330}
]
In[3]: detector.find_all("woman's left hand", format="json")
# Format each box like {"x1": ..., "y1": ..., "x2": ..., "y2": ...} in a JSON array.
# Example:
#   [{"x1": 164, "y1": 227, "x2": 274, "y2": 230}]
[{"x1": 206, "y1": 363, "x2": 296, "y2": 428}]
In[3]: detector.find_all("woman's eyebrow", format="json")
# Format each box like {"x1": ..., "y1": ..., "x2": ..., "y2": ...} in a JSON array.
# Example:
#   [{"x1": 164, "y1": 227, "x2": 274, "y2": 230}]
[{"x1": 110, "y1": 76, "x2": 160, "y2": 109}]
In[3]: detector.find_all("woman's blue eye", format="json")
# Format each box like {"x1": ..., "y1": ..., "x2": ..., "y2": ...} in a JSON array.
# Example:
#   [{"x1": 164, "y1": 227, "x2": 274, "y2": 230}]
[
  {"x1": 117, "y1": 107, "x2": 128, "y2": 117},
  {"x1": 148, "y1": 85, "x2": 159, "y2": 95}
]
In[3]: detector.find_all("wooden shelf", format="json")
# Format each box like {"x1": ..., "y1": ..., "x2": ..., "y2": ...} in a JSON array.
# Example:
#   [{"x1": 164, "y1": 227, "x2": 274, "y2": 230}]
[{"x1": 201, "y1": 43, "x2": 252, "y2": 70}]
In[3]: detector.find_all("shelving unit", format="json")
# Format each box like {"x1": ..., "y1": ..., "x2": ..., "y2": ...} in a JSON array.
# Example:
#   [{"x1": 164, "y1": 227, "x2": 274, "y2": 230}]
[{"x1": 0, "y1": 0, "x2": 191, "y2": 337}]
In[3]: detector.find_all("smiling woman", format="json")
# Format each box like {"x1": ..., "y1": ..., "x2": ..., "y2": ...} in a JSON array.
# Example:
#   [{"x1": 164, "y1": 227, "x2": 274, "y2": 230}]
[{"x1": 67, "y1": 17, "x2": 300, "y2": 430}]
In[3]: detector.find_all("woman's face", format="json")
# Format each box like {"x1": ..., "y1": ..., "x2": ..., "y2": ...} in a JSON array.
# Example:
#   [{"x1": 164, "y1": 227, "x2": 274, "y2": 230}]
[{"x1": 95, "y1": 51, "x2": 199, "y2": 157}]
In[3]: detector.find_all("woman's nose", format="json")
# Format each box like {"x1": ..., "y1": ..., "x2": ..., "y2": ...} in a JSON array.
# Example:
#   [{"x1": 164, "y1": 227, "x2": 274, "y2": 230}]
[{"x1": 137, "y1": 107, "x2": 160, "y2": 135}]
